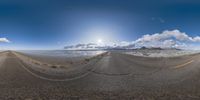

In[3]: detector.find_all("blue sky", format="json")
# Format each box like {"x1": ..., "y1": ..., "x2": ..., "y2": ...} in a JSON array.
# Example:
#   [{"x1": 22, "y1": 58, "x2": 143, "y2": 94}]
[{"x1": 0, "y1": 0, "x2": 200, "y2": 49}]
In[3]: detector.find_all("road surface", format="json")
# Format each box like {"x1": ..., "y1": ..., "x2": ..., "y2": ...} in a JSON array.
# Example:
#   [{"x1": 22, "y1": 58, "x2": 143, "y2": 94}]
[{"x1": 0, "y1": 51, "x2": 200, "y2": 99}]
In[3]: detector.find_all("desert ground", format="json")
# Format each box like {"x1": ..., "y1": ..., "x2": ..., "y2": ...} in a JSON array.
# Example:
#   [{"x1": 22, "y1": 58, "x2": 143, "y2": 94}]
[{"x1": 0, "y1": 50, "x2": 200, "y2": 99}]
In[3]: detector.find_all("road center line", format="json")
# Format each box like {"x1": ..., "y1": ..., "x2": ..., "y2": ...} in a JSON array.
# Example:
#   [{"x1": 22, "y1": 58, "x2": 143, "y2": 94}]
[{"x1": 173, "y1": 60, "x2": 194, "y2": 69}]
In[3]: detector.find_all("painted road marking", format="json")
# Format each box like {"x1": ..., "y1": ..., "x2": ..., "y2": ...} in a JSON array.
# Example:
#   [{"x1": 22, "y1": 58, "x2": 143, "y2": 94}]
[{"x1": 173, "y1": 60, "x2": 194, "y2": 69}]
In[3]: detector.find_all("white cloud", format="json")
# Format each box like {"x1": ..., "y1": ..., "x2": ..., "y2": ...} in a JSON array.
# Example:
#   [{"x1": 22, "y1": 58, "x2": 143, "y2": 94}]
[
  {"x1": 133, "y1": 29, "x2": 200, "y2": 49},
  {"x1": 135, "y1": 30, "x2": 192, "y2": 43},
  {"x1": 64, "y1": 29, "x2": 200, "y2": 50},
  {"x1": 162, "y1": 39, "x2": 176, "y2": 48},
  {"x1": 192, "y1": 36, "x2": 200, "y2": 42},
  {"x1": 0, "y1": 38, "x2": 10, "y2": 43}
]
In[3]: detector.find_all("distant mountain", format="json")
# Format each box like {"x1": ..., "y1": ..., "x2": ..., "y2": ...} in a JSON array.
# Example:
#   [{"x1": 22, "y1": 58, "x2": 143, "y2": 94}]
[
  {"x1": 136, "y1": 46, "x2": 181, "y2": 51},
  {"x1": 138, "y1": 46, "x2": 163, "y2": 50},
  {"x1": 64, "y1": 43, "x2": 181, "y2": 50},
  {"x1": 64, "y1": 43, "x2": 135, "y2": 50}
]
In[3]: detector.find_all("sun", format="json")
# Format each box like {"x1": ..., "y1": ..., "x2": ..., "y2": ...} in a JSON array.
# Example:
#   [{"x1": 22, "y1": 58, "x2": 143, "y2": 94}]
[{"x1": 97, "y1": 39, "x2": 103, "y2": 44}]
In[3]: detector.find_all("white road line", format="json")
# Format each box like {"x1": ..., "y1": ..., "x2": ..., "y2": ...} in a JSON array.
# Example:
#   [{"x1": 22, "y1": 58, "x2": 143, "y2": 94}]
[{"x1": 173, "y1": 60, "x2": 194, "y2": 69}]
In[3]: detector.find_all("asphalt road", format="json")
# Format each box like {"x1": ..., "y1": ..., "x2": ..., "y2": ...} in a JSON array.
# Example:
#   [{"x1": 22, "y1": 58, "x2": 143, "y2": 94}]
[{"x1": 1, "y1": 51, "x2": 200, "y2": 100}]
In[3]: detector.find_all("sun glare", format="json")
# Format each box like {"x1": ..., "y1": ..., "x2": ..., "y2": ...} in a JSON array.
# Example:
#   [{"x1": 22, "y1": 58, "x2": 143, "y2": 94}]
[{"x1": 97, "y1": 39, "x2": 103, "y2": 44}]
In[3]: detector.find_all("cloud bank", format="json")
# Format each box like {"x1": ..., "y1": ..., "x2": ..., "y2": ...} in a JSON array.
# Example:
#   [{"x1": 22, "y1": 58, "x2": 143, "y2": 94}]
[
  {"x1": 0, "y1": 38, "x2": 10, "y2": 43},
  {"x1": 135, "y1": 30, "x2": 200, "y2": 43},
  {"x1": 64, "y1": 29, "x2": 200, "y2": 50}
]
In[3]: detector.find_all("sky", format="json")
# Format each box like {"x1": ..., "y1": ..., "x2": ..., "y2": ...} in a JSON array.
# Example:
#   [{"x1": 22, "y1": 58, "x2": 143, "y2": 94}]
[{"x1": 0, "y1": 0, "x2": 200, "y2": 49}]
